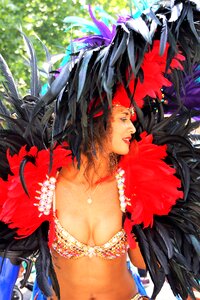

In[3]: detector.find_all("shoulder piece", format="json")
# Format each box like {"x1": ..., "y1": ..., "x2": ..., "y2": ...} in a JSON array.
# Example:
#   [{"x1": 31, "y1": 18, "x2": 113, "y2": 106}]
[
  {"x1": 121, "y1": 117, "x2": 200, "y2": 299},
  {"x1": 0, "y1": 145, "x2": 71, "y2": 237},
  {"x1": 119, "y1": 132, "x2": 183, "y2": 232}
]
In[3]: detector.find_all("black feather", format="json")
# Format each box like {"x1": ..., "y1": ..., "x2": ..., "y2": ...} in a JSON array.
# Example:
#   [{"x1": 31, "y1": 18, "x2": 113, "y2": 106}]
[
  {"x1": 20, "y1": 32, "x2": 40, "y2": 97},
  {"x1": 35, "y1": 225, "x2": 53, "y2": 297},
  {"x1": 127, "y1": 31, "x2": 136, "y2": 74},
  {"x1": 19, "y1": 156, "x2": 36, "y2": 196},
  {"x1": 77, "y1": 49, "x2": 95, "y2": 101},
  {"x1": 0, "y1": 54, "x2": 19, "y2": 100},
  {"x1": 159, "y1": 15, "x2": 168, "y2": 56},
  {"x1": 186, "y1": 5, "x2": 200, "y2": 42},
  {"x1": 110, "y1": 25, "x2": 129, "y2": 67}
]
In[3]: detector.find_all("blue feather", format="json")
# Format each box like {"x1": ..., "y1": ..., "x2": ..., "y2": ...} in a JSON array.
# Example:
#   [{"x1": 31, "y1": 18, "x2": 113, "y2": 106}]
[
  {"x1": 63, "y1": 19, "x2": 101, "y2": 35},
  {"x1": 131, "y1": 0, "x2": 159, "y2": 18},
  {"x1": 95, "y1": 6, "x2": 116, "y2": 26}
]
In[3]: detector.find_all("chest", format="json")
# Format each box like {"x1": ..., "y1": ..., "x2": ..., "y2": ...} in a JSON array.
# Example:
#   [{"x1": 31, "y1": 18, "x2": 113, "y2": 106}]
[{"x1": 54, "y1": 179, "x2": 123, "y2": 245}]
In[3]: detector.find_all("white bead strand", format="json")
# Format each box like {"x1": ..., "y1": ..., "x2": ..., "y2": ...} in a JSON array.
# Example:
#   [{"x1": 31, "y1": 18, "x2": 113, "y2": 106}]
[
  {"x1": 34, "y1": 176, "x2": 56, "y2": 217},
  {"x1": 115, "y1": 168, "x2": 131, "y2": 213}
]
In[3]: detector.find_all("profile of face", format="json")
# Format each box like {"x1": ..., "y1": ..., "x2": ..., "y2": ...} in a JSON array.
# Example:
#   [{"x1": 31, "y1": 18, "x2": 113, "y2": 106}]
[{"x1": 108, "y1": 106, "x2": 136, "y2": 155}]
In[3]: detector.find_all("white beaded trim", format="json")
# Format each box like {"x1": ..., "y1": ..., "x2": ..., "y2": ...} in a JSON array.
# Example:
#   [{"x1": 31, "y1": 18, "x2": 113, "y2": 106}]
[
  {"x1": 34, "y1": 175, "x2": 56, "y2": 217},
  {"x1": 115, "y1": 168, "x2": 131, "y2": 212}
]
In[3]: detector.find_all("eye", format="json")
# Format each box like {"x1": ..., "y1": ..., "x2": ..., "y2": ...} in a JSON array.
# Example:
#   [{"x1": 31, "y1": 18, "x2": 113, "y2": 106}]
[{"x1": 120, "y1": 117, "x2": 128, "y2": 122}]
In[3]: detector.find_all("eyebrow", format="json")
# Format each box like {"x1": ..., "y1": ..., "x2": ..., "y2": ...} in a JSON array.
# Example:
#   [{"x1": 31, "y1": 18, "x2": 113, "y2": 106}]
[{"x1": 121, "y1": 111, "x2": 131, "y2": 116}]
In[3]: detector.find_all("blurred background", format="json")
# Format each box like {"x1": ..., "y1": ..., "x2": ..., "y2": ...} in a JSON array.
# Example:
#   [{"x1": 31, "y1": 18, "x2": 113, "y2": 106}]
[{"x1": 0, "y1": 0, "x2": 130, "y2": 93}]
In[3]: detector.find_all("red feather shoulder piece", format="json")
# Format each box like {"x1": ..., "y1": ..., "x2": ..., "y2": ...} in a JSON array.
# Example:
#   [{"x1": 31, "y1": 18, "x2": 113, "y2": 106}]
[
  {"x1": 118, "y1": 133, "x2": 183, "y2": 247},
  {"x1": 0, "y1": 145, "x2": 72, "y2": 238}
]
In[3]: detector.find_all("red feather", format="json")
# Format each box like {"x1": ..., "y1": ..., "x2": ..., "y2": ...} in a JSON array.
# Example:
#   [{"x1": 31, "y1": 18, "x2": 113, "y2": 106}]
[
  {"x1": 119, "y1": 133, "x2": 183, "y2": 243},
  {"x1": 134, "y1": 41, "x2": 185, "y2": 102},
  {"x1": 112, "y1": 40, "x2": 185, "y2": 115},
  {"x1": 0, "y1": 145, "x2": 72, "y2": 238}
]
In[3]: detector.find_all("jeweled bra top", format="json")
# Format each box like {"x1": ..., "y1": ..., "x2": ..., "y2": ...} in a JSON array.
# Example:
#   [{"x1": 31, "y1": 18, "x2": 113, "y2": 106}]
[
  {"x1": 52, "y1": 215, "x2": 127, "y2": 259},
  {"x1": 51, "y1": 170, "x2": 128, "y2": 259}
]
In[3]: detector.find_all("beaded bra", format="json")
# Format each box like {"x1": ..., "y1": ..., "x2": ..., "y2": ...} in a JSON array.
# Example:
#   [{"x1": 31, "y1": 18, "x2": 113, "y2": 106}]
[{"x1": 52, "y1": 216, "x2": 128, "y2": 259}]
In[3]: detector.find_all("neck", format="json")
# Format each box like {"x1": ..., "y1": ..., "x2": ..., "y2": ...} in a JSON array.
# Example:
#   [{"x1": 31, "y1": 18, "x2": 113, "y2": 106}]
[{"x1": 60, "y1": 152, "x2": 116, "y2": 187}]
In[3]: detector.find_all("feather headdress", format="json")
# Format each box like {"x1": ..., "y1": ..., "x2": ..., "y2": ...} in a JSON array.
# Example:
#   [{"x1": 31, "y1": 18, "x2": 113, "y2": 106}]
[{"x1": 34, "y1": 1, "x2": 199, "y2": 160}]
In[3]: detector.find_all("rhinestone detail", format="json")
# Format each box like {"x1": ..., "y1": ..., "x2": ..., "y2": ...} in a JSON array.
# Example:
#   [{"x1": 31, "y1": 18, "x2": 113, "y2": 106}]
[
  {"x1": 52, "y1": 216, "x2": 128, "y2": 260},
  {"x1": 34, "y1": 176, "x2": 56, "y2": 217},
  {"x1": 115, "y1": 168, "x2": 131, "y2": 212}
]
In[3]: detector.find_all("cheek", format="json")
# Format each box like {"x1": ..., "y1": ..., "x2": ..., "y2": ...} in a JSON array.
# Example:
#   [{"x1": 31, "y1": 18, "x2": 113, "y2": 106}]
[
  {"x1": 111, "y1": 133, "x2": 130, "y2": 155},
  {"x1": 111, "y1": 135, "x2": 119, "y2": 148},
  {"x1": 110, "y1": 125, "x2": 120, "y2": 145}
]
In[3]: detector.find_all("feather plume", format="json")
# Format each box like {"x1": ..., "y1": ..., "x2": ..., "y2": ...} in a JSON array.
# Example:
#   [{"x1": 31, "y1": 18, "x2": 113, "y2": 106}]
[
  {"x1": 126, "y1": 17, "x2": 152, "y2": 43},
  {"x1": 164, "y1": 65, "x2": 200, "y2": 114},
  {"x1": 35, "y1": 225, "x2": 53, "y2": 297},
  {"x1": 159, "y1": 14, "x2": 168, "y2": 56},
  {"x1": 0, "y1": 55, "x2": 19, "y2": 100},
  {"x1": 21, "y1": 32, "x2": 40, "y2": 97}
]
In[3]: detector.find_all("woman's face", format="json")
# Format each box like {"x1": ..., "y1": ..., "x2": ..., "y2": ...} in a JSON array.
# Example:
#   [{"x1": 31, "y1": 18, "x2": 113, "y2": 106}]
[{"x1": 108, "y1": 106, "x2": 136, "y2": 155}]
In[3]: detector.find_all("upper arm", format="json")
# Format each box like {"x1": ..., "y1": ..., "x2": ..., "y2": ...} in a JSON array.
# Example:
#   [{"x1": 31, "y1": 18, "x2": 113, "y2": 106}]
[{"x1": 128, "y1": 243, "x2": 146, "y2": 270}]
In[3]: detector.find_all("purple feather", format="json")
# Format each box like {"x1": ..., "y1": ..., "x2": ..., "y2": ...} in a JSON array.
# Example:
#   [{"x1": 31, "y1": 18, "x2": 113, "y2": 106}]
[
  {"x1": 88, "y1": 5, "x2": 115, "y2": 40},
  {"x1": 74, "y1": 35, "x2": 113, "y2": 47},
  {"x1": 117, "y1": 15, "x2": 131, "y2": 23},
  {"x1": 72, "y1": 6, "x2": 116, "y2": 48},
  {"x1": 164, "y1": 65, "x2": 200, "y2": 115}
]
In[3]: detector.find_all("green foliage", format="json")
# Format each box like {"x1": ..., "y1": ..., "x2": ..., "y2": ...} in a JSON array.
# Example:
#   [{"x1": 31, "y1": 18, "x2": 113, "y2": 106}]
[{"x1": 0, "y1": 0, "x2": 129, "y2": 94}]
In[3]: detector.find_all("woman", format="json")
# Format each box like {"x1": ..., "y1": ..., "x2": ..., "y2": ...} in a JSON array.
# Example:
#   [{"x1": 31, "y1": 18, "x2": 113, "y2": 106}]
[
  {"x1": 51, "y1": 105, "x2": 147, "y2": 300},
  {"x1": 0, "y1": 1, "x2": 199, "y2": 300}
]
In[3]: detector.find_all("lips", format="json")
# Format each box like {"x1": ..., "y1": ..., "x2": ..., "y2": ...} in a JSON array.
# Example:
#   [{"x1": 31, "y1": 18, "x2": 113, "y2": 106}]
[{"x1": 122, "y1": 137, "x2": 131, "y2": 144}]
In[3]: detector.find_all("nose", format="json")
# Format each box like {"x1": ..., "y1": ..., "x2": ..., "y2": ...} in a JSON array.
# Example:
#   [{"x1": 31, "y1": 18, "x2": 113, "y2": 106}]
[{"x1": 129, "y1": 121, "x2": 136, "y2": 135}]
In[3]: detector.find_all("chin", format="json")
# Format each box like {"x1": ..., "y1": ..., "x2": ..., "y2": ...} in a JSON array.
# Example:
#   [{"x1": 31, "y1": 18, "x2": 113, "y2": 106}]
[
  {"x1": 121, "y1": 149, "x2": 130, "y2": 155},
  {"x1": 114, "y1": 147, "x2": 130, "y2": 155}
]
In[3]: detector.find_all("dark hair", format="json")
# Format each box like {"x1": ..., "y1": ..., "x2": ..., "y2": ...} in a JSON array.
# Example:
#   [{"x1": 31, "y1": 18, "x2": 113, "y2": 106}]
[
  {"x1": 82, "y1": 112, "x2": 119, "y2": 177},
  {"x1": 62, "y1": 110, "x2": 119, "y2": 180}
]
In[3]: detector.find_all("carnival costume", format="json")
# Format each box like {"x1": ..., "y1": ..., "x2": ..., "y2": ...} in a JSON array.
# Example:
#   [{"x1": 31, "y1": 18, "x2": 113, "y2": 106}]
[{"x1": 0, "y1": 0, "x2": 200, "y2": 299}]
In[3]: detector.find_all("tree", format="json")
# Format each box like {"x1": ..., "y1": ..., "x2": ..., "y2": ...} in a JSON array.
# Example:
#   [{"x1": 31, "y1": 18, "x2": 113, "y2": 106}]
[{"x1": 0, "y1": 0, "x2": 129, "y2": 93}]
